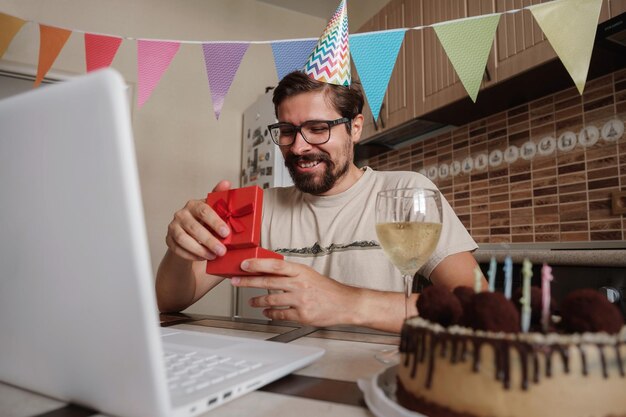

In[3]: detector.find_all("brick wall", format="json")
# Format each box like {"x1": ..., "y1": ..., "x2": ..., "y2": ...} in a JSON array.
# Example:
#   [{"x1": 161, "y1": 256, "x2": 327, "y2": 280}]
[{"x1": 366, "y1": 69, "x2": 626, "y2": 244}]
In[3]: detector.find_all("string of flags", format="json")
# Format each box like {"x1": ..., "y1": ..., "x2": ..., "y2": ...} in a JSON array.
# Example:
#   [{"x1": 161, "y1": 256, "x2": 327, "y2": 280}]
[{"x1": 0, "y1": 0, "x2": 603, "y2": 120}]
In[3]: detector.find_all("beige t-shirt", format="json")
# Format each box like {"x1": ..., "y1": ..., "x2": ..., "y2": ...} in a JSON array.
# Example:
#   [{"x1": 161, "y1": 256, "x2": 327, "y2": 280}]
[{"x1": 261, "y1": 167, "x2": 477, "y2": 292}]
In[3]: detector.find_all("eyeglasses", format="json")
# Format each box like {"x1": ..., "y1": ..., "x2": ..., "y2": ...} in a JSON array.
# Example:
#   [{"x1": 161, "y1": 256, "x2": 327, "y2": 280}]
[{"x1": 268, "y1": 118, "x2": 351, "y2": 147}]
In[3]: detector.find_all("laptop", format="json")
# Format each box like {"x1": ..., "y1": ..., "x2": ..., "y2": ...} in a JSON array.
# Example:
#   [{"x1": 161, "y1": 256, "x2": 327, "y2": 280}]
[{"x1": 0, "y1": 68, "x2": 324, "y2": 417}]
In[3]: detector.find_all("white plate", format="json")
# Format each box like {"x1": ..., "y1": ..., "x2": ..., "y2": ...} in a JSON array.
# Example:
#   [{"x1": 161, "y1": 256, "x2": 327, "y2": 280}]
[{"x1": 357, "y1": 366, "x2": 427, "y2": 417}]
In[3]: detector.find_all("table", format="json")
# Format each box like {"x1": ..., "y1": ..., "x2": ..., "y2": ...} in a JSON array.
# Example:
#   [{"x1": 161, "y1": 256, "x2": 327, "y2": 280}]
[{"x1": 0, "y1": 313, "x2": 400, "y2": 417}]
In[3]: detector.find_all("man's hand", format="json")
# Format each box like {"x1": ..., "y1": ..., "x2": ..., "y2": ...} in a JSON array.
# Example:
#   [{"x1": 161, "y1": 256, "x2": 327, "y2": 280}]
[
  {"x1": 165, "y1": 180, "x2": 232, "y2": 261},
  {"x1": 231, "y1": 258, "x2": 361, "y2": 327}
]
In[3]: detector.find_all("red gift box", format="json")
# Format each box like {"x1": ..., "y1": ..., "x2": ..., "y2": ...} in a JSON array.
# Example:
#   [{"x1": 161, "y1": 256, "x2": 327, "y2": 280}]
[
  {"x1": 206, "y1": 186, "x2": 262, "y2": 249},
  {"x1": 205, "y1": 246, "x2": 283, "y2": 277},
  {"x1": 205, "y1": 185, "x2": 283, "y2": 277}
]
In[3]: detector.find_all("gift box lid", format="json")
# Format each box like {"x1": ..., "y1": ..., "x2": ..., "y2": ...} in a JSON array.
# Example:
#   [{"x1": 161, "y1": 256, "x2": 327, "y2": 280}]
[{"x1": 206, "y1": 185, "x2": 263, "y2": 249}]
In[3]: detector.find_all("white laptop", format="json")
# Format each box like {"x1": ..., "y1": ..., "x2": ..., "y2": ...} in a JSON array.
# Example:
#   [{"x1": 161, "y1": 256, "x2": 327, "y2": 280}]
[{"x1": 0, "y1": 68, "x2": 324, "y2": 417}]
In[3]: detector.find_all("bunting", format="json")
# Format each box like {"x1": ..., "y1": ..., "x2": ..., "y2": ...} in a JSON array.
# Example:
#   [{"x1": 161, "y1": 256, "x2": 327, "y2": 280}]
[
  {"x1": 528, "y1": 0, "x2": 603, "y2": 95},
  {"x1": 136, "y1": 40, "x2": 180, "y2": 108},
  {"x1": 202, "y1": 42, "x2": 249, "y2": 120},
  {"x1": 0, "y1": 12, "x2": 25, "y2": 59},
  {"x1": 433, "y1": 14, "x2": 500, "y2": 102},
  {"x1": 350, "y1": 29, "x2": 406, "y2": 122},
  {"x1": 35, "y1": 25, "x2": 72, "y2": 87},
  {"x1": 84, "y1": 33, "x2": 122, "y2": 73},
  {"x1": 303, "y1": 0, "x2": 351, "y2": 86},
  {"x1": 271, "y1": 39, "x2": 317, "y2": 81},
  {"x1": 0, "y1": 0, "x2": 606, "y2": 113}
]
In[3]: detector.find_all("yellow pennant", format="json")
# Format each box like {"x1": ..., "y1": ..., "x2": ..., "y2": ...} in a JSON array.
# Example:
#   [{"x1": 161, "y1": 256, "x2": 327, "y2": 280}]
[
  {"x1": 0, "y1": 13, "x2": 26, "y2": 59},
  {"x1": 528, "y1": 0, "x2": 603, "y2": 95}
]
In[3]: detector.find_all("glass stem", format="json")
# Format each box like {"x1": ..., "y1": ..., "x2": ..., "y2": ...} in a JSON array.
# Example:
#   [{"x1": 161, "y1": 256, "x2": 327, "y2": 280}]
[{"x1": 403, "y1": 274, "x2": 413, "y2": 319}]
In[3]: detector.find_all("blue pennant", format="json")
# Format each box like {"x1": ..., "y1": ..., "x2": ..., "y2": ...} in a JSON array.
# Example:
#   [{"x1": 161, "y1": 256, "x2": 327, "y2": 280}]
[
  {"x1": 350, "y1": 29, "x2": 406, "y2": 121},
  {"x1": 271, "y1": 39, "x2": 317, "y2": 81}
]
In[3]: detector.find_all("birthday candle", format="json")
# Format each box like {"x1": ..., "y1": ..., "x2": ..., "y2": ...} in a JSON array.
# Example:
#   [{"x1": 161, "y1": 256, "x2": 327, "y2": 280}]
[
  {"x1": 487, "y1": 256, "x2": 497, "y2": 292},
  {"x1": 503, "y1": 256, "x2": 513, "y2": 300},
  {"x1": 541, "y1": 263, "x2": 553, "y2": 332},
  {"x1": 474, "y1": 266, "x2": 483, "y2": 293},
  {"x1": 520, "y1": 258, "x2": 533, "y2": 332}
]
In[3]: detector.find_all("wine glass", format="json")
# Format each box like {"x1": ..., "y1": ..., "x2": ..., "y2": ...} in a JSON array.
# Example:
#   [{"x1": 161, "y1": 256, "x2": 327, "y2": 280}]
[{"x1": 374, "y1": 188, "x2": 443, "y2": 363}]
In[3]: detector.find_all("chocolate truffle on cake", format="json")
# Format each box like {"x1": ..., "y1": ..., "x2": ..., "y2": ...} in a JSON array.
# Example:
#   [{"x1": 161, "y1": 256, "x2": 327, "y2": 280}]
[
  {"x1": 559, "y1": 288, "x2": 624, "y2": 334},
  {"x1": 452, "y1": 286, "x2": 473, "y2": 311},
  {"x1": 416, "y1": 285, "x2": 462, "y2": 327},
  {"x1": 465, "y1": 291, "x2": 520, "y2": 333}
]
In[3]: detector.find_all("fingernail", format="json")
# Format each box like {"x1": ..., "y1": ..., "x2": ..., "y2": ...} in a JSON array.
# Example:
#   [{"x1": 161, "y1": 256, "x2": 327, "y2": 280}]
[
  {"x1": 231, "y1": 277, "x2": 240, "y2": 285},
  {"x1": 215, "y1": 245, "x2": 226, "y2": 256},
  {"x1": 241, "y1": 260, "x2": 249, "y2": 271},
  {"x1": 219, "y1": 226, "x2": 230, "y2": 238}
]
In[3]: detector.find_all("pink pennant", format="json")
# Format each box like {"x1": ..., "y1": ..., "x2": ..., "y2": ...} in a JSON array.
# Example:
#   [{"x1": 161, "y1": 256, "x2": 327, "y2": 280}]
[
  {"x1": 84, "y1": 33, "x2": 122, "y2": 72},
  {"x1": 137, "y1": 40, "x2": 180, "y2": 108},
  {"x1": 202, "y1": 42, "x2": 249, "y2": 119}
]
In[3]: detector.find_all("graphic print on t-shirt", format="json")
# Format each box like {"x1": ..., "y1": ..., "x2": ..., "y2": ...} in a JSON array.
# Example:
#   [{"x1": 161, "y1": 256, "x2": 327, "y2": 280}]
[{"x1": 274, "y1": 240, "x2": 380, "y2": 257}]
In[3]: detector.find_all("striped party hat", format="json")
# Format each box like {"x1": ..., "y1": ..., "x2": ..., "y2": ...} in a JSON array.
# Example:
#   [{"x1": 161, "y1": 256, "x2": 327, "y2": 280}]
[{"x1": 303, "y1": 0, "x2": 350, "y2": 86}]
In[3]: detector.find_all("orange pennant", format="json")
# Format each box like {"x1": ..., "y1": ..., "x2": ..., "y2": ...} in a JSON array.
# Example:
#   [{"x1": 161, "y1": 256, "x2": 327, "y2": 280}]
[
  {"x1": 35, "y1": 24, "x2": 72, "y2": 87},
  {"x1": 0, "y1": 13, "x2": 26, "y2": 59}
]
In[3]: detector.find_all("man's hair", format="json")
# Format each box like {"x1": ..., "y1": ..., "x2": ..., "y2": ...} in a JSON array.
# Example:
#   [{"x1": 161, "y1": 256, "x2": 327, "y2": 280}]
[{"x1": 272, "y1": 71, "x2": 364, "y2": 133}]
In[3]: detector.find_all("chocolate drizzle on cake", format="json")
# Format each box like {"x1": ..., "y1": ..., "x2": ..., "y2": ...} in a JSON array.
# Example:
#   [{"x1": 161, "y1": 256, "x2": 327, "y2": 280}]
[
  {"x1": 617, "y1": 345, "x2": 625, "y2": 377},
  {"x1": 400, "y1": 319, "x2": 626, "y2": 391}
]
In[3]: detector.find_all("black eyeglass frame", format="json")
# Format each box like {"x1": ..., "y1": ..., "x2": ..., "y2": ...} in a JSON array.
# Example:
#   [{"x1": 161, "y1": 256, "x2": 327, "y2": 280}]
[{"x1": 267, "y1": 117, "x2": 351, "y2": 147}]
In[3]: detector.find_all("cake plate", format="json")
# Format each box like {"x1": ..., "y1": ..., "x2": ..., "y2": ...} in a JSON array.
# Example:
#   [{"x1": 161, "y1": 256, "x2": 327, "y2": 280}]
[{"x1": 357, "y1": 365, "x2": 427, "y2": 417}]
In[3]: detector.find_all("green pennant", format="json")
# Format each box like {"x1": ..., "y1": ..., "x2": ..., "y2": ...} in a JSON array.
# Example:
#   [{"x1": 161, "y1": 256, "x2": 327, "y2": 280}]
[{"x1": 433, "y1": 14, "x2": 501, "y2": 102}]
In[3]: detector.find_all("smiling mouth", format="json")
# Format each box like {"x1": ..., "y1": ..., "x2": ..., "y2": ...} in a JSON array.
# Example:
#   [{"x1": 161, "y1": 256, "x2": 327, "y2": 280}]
[{"x1": 297, "y1": 159, "x2": 322, "y2": 169}]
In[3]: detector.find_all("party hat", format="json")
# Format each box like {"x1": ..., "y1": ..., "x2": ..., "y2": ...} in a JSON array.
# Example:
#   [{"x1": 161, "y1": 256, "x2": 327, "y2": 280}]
[{"x1": 303, "y1": 0, "x2": 350, "y2": 86}]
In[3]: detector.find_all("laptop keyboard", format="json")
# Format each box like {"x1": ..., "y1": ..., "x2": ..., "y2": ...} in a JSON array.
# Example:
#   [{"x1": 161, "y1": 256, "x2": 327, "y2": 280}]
[{"x1": 164, "y1": 349, "x2": 263, "y2": 397}]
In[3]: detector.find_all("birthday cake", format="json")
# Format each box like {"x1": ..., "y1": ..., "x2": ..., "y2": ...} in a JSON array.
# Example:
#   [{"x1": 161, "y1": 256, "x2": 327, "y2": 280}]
[{"x1": 397, "y1": 286, "x2": 626, "y2": 417}]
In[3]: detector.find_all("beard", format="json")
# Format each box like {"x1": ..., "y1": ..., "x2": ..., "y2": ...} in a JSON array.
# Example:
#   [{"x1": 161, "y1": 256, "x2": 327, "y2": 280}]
[{"x1": 284, "y1": 144, "x2": 352, "y2": 195}]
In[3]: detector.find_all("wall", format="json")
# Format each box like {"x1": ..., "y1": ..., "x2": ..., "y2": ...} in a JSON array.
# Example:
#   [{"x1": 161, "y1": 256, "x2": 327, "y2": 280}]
[
  {"x1": 0, "y1": 0, "x2": 326, "y2": 315},
  {"x1": 366, "y1": 69, "x2": 626, "y2": 245}
]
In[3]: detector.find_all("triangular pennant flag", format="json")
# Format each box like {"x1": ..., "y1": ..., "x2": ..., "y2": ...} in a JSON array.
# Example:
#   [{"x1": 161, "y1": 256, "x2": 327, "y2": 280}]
[
  {"x1": 528, "y1": 0, "x2": 602, "y2": 95},
  {"x1": 304, "y1": 0, "x2": 350, "y2": 86},
  {"x1": 84, "y1": 33, "x2": 122, "y2": 72},
  {"x1": 35, "y1": 24, "x2": 72, "y2": 87},
  {"x1": 0, "y1": 13, "x2": 26, "y2": 59},
  {"x1": 271, "y1": 39, "x2": 317, "y2": 81},
  {"x1": 350, "y1": 29, "x2": 406, "y2": 121},
  {"x1": 202, "y1": 42, "x2": 249, "y2": 119},
  {"x1": 137, "y1": 40, "x2": 180, "y2": 108},
  {"x1": 433, "y1": 14, "x2": 500, "y2": 102}
]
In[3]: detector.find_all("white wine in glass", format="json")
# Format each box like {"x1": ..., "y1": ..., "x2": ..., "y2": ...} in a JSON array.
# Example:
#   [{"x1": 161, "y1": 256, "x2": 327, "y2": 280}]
[{"x1": 375, "y1": 189, "x2": 443, "y2": 318}]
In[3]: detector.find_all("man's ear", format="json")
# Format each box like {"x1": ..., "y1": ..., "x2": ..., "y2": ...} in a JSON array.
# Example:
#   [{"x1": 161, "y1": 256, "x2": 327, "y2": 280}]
[{"x1": 350, "y1": 114, "x2": 364, "y2": 145}]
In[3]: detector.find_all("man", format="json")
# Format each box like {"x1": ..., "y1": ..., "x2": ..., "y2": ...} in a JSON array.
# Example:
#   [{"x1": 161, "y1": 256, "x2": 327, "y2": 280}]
[{"x1": 156, "y1": 71, "x2": 481, "y2": 333}]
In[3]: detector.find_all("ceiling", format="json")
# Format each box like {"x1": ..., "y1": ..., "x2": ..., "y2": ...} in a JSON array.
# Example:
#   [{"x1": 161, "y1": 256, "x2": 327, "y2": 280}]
[
  {"x1": 257, "y1": 0, "x2": 340, "y2": 19},
  {"x1": 257, "y1": 0, "x2": 389, "y2": 31}
]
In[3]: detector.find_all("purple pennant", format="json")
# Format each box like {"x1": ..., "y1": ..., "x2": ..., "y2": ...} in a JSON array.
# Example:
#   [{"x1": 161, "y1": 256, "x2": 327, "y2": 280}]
[
  {"x1": 271, "y1": 39, "x2": 317, "y2": 81},
  {"x1": 202, "y1": 42, "x2": 249, "y2": 119}
]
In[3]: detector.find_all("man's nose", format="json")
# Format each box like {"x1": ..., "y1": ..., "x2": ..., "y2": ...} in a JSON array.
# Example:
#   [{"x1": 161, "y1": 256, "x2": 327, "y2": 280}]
[{"x1": 290, "y1": 129, "x2": 313, "y2": 154}]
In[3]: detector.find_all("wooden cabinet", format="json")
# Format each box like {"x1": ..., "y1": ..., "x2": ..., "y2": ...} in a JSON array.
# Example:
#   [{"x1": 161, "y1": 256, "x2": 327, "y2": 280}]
[
  {"x1": 357, "y1": 0, "x2": 415, "y2": 140},
  {"x1": 418, "y1": 0, "x2": 499, "y2": 114},
  {"x1": 609, "y1": 0, "x2": 626, "y2": 16},
  {"x1": 357, "y1": 0, "x2": 626, "y2": 143}
]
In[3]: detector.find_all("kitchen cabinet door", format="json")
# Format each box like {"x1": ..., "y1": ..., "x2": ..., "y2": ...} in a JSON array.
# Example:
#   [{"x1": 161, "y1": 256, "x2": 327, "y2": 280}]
[
  {"x1": 356, "y1": 0, "x2": 415, "y2": 140},
  {"x1": 493, "y1": 0, "x2": 614, "y2": 84},
  {"x1": 608, "y1": 0, "x2": 626, "y2": 17},
  {"x1": 356, "y1": 15, "x2": 379, "y2": 140},
  {"x1": 384, "y1": 0, "x2": 415, "y2": 130},
  {"x1": 420, "y1": 0, "x2": 498, "y2": 114}
]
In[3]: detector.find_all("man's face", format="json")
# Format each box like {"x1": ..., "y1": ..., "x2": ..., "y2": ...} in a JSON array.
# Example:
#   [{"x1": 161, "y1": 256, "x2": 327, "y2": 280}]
[{"x1": 277, "y1": 90, "x2": 360, "y2": 196}]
